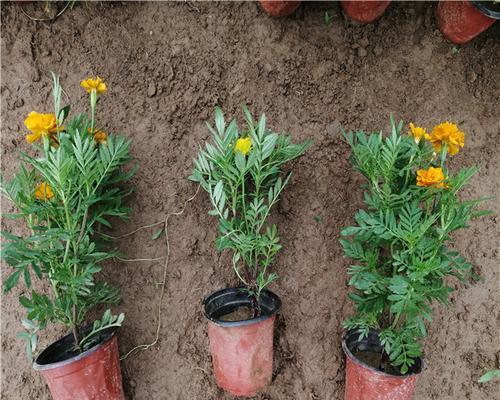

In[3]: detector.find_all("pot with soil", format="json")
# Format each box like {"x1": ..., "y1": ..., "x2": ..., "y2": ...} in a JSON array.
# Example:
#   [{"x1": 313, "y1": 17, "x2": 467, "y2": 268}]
[
  {"x1": 259, "y1": 1, "x2": 301, "y2": 18},
  {"x1": 437, "y1": 1, "x2": 499, "y2": 44},
  {"x1": 343, "y1": 329, "x2": 422, "y2": 400},
  {"x1": 340, "y1": 119, "x2": 489, "y2": 399},
  {"x1": 1, "y1": 74, "x2": 134, "y2": 398},
  {"x1": 34, "y1": 327, "x2": 124, "y2": 400},
  {"x1": 341, "y1": 1, "x2": 391, "y2": 23},
  {"x1": 204, "y1": 288, "x2": 281, "y2": 396},
  {"x1": 190, "y1": 106, "x2": 311, "y2": 396}
]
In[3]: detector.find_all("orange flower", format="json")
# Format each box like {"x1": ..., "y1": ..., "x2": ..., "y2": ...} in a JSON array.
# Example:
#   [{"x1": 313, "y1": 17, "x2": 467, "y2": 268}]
[
  {"x1": 88, "y1": 128, "x2": 107, "y2": 145},
  {"x1": 35, "y1": 182, "x2": 54, "y2": 201},
  {"x1": 428, "y1": 122, "x2": 465, "y2": 156},
  {"x1": 93, "y1": 130, "x2": 107, "y2": 145},
  {"x1": 24, "y1": 112, "x2": 58, "y2": 144},
  {"x1": 80, "y1": 77, "x2": 107, "y2": 94},
  {"x1": 416, "y1": 167, "x2": 448, "y2": 188},
  {"x1": 409, "y1": 123, "x2": 429, "y2": 143}
]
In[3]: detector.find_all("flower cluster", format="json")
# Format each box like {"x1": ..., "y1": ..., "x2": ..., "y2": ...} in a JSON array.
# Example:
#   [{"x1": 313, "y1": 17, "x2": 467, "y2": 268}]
[
  {"x1": 24, "y1": 77, "x2": 109, "y2": 202},
  {"x1": 409, "y1": 121, "x2": 465, "y2": 156},
  {"x1": 410, "y1": 121, "x2": 465, "y2": 189}
]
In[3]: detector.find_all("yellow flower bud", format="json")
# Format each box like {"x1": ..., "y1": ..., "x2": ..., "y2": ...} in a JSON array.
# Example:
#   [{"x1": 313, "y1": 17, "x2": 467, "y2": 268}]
[
  {"x1": 80, "y1": 77, "x2": 107, "y2": 94},
  {"x1": 234, "y1": 137, "x2": 252, "y2": 156},
  {"x1": 35, "y1": 182, "x2": 54, "y2": 201}
]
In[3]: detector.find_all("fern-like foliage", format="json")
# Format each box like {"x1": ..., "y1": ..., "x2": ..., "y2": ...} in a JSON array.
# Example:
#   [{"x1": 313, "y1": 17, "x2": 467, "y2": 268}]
[
  {"x1": 1, "y1": 75, "x2": 134, "y2": 358},
  {"x1": 190, "y1": 107, "x2": 311, "y2": 301},
  {"x1": 341, "y1": 118, "x2": 489, "y2": 374}
]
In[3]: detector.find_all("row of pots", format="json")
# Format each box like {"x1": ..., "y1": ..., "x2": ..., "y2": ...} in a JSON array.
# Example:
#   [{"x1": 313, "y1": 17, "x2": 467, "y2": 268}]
[
  {"x1": 34, "y1": 287, "x2": 419, "y2": 399},
  {"x1": 260, "y1": 0, "x2": 500, "y2": 45}
]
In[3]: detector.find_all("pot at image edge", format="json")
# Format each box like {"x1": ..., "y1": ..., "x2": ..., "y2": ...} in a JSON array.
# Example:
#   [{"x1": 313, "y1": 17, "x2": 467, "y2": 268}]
[
  {"x1": 437, "y1": 1, "x2": 497, "y2": 45},
  {"x1": 34, "y1": 332, "x2": 124, "y2": 400},
  {"x1": 342, "y1": 329, "x2": 422, "y2": 400}
]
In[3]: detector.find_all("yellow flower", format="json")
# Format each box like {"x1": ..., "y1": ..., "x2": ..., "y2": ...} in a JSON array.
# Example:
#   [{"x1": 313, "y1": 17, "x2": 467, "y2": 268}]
[
  {"x1": 24, "y1": 112, "x2": 58, "y2": 144},
  {"x1": 416, "y1": 167, "x2": 447, "y2": 188},
  {"x1": 35, "y1": 182, "x2": 54, "y2": 201},
  {"x1": 234, "y1": 137, "x2": 252, "y2": 156},
  {"x1": 428, "y1": 122, "x2": 465, "y2": 156},
  {"x1": 80, "y1": 77, "x2": 107, "y2": 94},
  {"x1": 409, "y1": 123, "x2": 429, "y2": 143},
  {"x1": 93, "y1": 130, "x2": 107, "y2": 145}
]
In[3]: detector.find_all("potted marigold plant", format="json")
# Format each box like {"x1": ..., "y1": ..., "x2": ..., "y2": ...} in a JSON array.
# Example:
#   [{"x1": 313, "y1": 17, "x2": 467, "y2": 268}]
[
  {"x1": 340, "y1": 119, "x2": 489, "y2": 400},
  {"x1": 1, "y1": 74, "x2": 134, "y2": 400},
  {"x1": 437, "y1": 1, "x2": 499, "y2": 44},
  {"x1": 189, "y1": 107, "x2": 310, "y2": 397}
]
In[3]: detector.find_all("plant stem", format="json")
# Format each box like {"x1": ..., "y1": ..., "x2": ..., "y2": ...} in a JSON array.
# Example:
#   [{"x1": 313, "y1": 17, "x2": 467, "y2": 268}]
[{"x1": 72, "y1": 305, "x2": 81, "y2": 352}]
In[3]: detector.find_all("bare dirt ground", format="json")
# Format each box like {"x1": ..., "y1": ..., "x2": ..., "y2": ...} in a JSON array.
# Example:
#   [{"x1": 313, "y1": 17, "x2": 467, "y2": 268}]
[{"x1": 1, "y1": 2, "x2": 499, "y2": 399}]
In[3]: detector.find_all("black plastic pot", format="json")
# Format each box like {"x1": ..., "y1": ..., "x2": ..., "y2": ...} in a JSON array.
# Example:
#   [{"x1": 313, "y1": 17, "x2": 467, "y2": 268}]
[
  {"x1": 471, "y1": 1, "x2": 500, "y2": 19},
  {"x1": 203, "y1": 287, "x2": 281, "y2": 396},
  {"x1": 342, "y1": 329, "x2": 422, "y2": 400},
  {"x1": 203, "y1": 287, "x2": 281, "y2": 327},
  {"x1": 33, "y1": 327, "x2": 124, "y2": 400}
]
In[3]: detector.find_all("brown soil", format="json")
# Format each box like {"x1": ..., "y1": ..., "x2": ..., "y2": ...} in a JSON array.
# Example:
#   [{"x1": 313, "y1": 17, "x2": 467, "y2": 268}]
[
  {"x1": 219, "y1": 306, "x2": 255, "y2": 322},
  {"x1": 1, "y1": 2, "x2": 499, "y2": 399}
]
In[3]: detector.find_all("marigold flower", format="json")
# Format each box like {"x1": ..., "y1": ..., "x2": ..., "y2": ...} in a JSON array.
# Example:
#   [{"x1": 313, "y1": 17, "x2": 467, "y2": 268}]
[
  {"x1": 428, "y1": 122, "x2": 465, "y2": 156},
  {"x1": 35, "y1": 182, "x2": 54, "y2": 201},
  {"x1": 80, "y1": 77, "x2": 107, "y2": 94},
  {"x1": 24, "y1": 112, "x2": 58, "y2": 144},
  {"x1": 93, "y1": 130, "x2": 107, "y2": 145},
  {"x1": 234, "y1": 137, "x2": 252, "y2": 156},
  {"x1": 416, "y1": 166, "x2": 447, "y2": 188},
  {"x1": 409, "y1": 123, "x2": 429, "y2": 143}
]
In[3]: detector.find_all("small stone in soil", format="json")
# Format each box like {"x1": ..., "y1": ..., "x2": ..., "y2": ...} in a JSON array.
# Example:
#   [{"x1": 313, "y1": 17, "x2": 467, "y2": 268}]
[
  {"x1": 147, "y1": 82, "x2": 157, "y2": 97},
  {"x1": 357, "y1": 47, "x2": 368, "y2": 58}
]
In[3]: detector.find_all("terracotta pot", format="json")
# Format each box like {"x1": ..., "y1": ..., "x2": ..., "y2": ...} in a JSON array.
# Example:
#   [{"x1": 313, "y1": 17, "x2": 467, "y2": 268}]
[
  {"x1": 34, "y1": 329, "x2": 124, "y2": 400},
  {"x1": 203, "y1": 288, "x2": 281, "y2": 397},
  {"x1": 259, "y1": 1, "x2": 301, "y2": 18},
  {"x1": 437, "y1": 1, "x2": 498, "y2": 45},
  {"x1": 342, "y1": 329, "x2": 422, "y2": 400},
  {"x1": 341, "y1": 1, "x2": 391, "y2": 23}
]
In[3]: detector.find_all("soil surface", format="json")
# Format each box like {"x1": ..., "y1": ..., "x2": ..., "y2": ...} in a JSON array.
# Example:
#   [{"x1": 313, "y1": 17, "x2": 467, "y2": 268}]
[{"x1": 1, "y1": 2, "x2": 499, "y2": 399}]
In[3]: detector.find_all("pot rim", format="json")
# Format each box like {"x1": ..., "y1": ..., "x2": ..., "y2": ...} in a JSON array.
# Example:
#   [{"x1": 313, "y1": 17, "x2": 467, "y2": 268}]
[
  {"x1": 342, "y1": 329, "x2": 423, "y2": 379},
  {"x1": 471, "y1": 0, "x2": 500, "y2": 20},
  {"x1": 203, "y1": 287, "x2": 281, "y2": 328},
  {"x1": 33, "y1": 328, "x2": 117, "y2": 372}
]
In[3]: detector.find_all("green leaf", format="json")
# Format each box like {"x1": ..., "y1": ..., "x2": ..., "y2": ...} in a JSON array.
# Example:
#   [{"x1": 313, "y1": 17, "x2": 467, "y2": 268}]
[
  {"x1": 152, "y1": 228, "x2": 164, "y2": 240},
  {"x1": 324, "y1": 11, "x2": 332, "y2": 26},
  {"x1": 3, "y1": 271, "x2": 21, "y2": 293},
  {"x1": 478, "y1": 370, "x2": 500, "y2": 383}
]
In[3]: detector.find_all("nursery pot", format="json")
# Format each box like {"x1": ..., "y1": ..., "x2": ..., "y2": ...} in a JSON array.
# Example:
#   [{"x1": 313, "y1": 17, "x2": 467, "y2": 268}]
[
  {"x1": 341, "y1": 1, "x2": 391, "y2": 23},
  {"x1": 203, "y1": 288, "x2": 281, "y2": 397},
  {"x1": 342, "y1": 329, "x2": 422, "y2": 400},
  {"x1": 33, "y1": 328, "x2": 124, "y2": 400},
  {"x1": 259, "y1": 1, "x2": 301, "y2": 18},
  {"x1": 437, "y1": 1, "x2": 499, "y2": 45}
]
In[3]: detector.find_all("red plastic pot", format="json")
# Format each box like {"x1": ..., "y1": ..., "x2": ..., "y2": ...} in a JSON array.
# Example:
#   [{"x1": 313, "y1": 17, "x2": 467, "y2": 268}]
[
  {"x1": 437, "y1": 1, "x2": 498, "y2": 45},
  {"x1": 341, "y1": 1, "x2": 391, "y2": 23},
  {"x1": 204, "y1": 288, "x2": 281, "y2": 397},
  {"x1": 342, "y1": 329, "x2": 422, "y2": 400},
  {"x1": 34, "y1": 330, "x2": 124, "y2": 400},
  {"x1": 259, "y1": 1, "x2": 301, "y2": 18}
]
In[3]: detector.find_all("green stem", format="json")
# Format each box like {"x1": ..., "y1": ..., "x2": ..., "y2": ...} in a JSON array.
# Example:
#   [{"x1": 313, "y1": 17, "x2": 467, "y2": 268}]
[{"x1": 90, "y1": 89, "x2": 97, "y2": 134}]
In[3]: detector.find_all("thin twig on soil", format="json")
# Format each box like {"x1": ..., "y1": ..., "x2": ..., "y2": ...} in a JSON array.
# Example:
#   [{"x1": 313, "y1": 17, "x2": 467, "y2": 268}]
[{"x1": 120, "y1": 185, "x2": 200, "y2": 361}]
